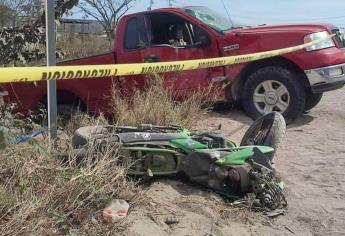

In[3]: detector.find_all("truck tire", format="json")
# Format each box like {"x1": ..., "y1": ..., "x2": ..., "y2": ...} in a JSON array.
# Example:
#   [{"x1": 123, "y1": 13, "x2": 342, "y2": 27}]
[
  {"x1": 240, "y1": 112, "x2": 286, "y2": 162},
  {"x1": 241, "y1": 66, "x2": 306, "y2": 124},
  {"x1": 304, "y1": 92, "x2": 323, "y2": 112},
  {"x1": 40, "y1": 104, "x2": 79, "y2": 127},
  {"x1": 57, "y1": 104, "x2": 82, "y2": 121}
]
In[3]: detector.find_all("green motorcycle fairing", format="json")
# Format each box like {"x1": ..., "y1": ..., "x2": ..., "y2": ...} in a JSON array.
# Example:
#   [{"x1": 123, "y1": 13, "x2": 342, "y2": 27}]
[
  {"x1": 170, "y1": 138, "x2": 208, "y2": 152},
  {"x1": 170, "y1": 134, "x2": 274, "y2": 166},
  {"x1": 170, "y1": 134, "x2": 237, "y2": 153},
  {"x1": 216, "y1": 146, "x2": 274, "y2": 166}
]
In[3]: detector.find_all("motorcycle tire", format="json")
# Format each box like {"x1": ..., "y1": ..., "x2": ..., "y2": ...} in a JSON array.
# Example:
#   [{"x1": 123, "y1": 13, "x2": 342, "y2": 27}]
[
  {"x1": 72, "y1": 125, "x2": 108, "y2": 148},
  {"x1": 240, "y1": 112, "x2": 286, "y2": 162}
]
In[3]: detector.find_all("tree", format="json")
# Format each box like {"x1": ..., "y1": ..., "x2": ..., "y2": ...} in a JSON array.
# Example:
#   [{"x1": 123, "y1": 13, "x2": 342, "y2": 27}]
[
  {"x1": 78, "y1": 0, "x2": 135, "y2": 40},
  {"x1": 0, "y1": 0, "x2": 44, "y2": 27},
  {"x1": 0, "y1": 0, "x2": 79, "y2": 65},
  {"x1": 1, "y1": 0, "x2": 30, "y2": 27},
  {"x1": 0, "y1": 4, "x2": 12, "y2": 27}
]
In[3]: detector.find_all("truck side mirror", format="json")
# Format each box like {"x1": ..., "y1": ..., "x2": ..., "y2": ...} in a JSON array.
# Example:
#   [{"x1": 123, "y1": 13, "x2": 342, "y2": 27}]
[
  {"x1": 194, "y1": 26, "x2": 211, "y2": 48},
  {"x1": 196, "y1": 35, "x2": 211, "y2": 47}
]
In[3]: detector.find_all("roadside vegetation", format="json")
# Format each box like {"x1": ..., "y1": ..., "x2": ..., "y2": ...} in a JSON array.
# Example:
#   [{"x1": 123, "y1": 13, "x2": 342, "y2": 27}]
[
  {"x1": 0, "y1": 75, "x2": 208, "y2": 235},
  {"x1": 57, "y1": 36, "x2": 111, "y2": 61},
  {"x1": 111, "y1": 75, "x2": 209, "y2": 129},
  {"x1": 0, "y1": 1, "x2": 217, "y2": 234}
]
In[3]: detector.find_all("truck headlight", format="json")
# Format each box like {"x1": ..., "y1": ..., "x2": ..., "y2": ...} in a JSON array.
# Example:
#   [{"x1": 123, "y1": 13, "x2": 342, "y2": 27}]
[{"x1": 304, "y1": 31, "x2": 335, "y2": 51}]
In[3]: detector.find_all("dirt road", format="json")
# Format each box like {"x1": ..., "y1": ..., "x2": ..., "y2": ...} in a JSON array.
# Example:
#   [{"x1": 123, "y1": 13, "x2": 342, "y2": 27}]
[
  {"x1": 276, "y1": 87, "x2": 345, "y2": 236},
  {"x1": 123, "y1": 87, "x2": 345, "y2": 236}
]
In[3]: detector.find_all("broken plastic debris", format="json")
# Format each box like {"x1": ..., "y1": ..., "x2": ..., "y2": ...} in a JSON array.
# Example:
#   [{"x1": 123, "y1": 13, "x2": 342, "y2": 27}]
[
  {"x1": 147, "y1": 168, "x2": 153, "y2": 177},
  {"x1": 165, "y1": 216, "x2": 179, "y2": 225},
  {"x1": 102, "y1": 199, "x2": 129, "y2": 222},
  {"x1": 276, "y1": 181, "x2": 284, "y2": 190},
  {"x1": 15, "y1": 127, "x2": 47, "y2": 144}
]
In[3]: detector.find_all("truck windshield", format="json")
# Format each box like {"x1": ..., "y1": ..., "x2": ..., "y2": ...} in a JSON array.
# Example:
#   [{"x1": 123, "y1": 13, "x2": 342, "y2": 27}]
[{"x1": 184, "y1": 6, "x2": 233, "y2": 32}]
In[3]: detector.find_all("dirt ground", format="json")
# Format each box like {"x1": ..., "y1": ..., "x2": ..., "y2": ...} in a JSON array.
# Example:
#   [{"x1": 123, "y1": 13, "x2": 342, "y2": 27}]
[{"x1": 122, "y1": 87, "x2": 345, "y2": 236}]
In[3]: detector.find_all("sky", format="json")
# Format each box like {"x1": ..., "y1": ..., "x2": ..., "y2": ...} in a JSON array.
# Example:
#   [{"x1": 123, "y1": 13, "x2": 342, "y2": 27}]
[{"x1": 123, "y1": 0, "x2": 345, "y2": 29}]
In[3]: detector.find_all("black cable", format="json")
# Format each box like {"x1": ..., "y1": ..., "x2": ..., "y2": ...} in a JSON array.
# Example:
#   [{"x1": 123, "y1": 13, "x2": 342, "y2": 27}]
[{"x1": 220, "y1": 0, "x2": 235, "y2": 26}]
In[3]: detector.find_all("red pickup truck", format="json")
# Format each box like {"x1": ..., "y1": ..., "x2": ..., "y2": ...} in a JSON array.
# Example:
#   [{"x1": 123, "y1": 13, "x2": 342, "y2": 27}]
[{"x1": 1, "y1": 6, "x2": 345, "y2": 123}]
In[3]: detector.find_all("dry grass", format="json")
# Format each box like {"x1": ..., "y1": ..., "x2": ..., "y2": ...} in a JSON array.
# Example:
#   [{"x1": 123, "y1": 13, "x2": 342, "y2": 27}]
[
  {"x1": 1, "y1": 35, "x2": 112, "y2": 67},
  {"x1": 0, "y1": 75, "x2": 209, "y2": 234},
  {"x1": 0, "y1": 73, "x2": 211, "y2": 235},
  {"x1": 0, "y1": 108, "x2": 140, "y2": 235},
  {"x1": 0, "y1": 134, "x2": 140, "y2": 235},
  {"x1": 57, "y1": 36, "x2": 112, "y2": 61},
  {"x1": 110, "y1": 75, "x2": 210, "y2": 130},
  {"x1": 63, "y1": 112, "x2": 109, "y2": 136}
]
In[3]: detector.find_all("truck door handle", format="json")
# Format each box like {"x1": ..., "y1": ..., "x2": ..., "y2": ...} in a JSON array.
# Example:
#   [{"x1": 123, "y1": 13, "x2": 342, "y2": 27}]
[{"x1": 144, "y1": 55, "x2": 160, "y2": 62}]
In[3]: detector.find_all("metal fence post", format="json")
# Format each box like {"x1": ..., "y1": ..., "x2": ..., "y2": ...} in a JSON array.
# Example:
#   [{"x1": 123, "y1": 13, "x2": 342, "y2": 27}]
[{"x1": 46, "y1": 0, "x2": 57, "y2": 144}]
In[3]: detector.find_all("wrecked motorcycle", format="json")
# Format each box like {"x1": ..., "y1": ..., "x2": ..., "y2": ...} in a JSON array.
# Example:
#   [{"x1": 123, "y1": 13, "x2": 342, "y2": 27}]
[{"x1": 71, "y1": 112, "x2": 287, "y2": 211}]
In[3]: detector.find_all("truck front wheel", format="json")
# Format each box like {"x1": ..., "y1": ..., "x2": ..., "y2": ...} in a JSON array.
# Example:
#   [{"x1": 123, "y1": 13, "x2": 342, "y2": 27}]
[
  {"x1": 304, "y1": 92, "x2": 323, "y2": 112},
  {"x1": 241, "y1": 66, "x2": 306, "y2": 124}
]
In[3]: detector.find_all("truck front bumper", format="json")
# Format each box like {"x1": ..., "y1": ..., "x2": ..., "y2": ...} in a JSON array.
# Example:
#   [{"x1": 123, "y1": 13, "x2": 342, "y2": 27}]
[{"x1": 305, "y1": 63, "x2": 345, "y2": 93}]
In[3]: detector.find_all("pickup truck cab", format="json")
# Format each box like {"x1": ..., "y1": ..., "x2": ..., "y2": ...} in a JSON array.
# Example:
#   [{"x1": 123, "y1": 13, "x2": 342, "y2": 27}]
[{"x1": 1, "y1": 6, "x2": 345, "y2": 123}]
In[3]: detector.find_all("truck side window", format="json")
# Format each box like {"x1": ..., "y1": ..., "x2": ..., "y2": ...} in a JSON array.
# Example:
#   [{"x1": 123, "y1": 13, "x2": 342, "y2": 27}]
[
  {"x1": 192, "y1": 25, "x2": 210, "y2": 45},
  {"x1": 124, "y1": 16, "x2": 148, "y2": 51},
  {"x1": 148, "y1": 13, "x2": 209, "y2": 48},
  {"x1": 149, "y1": 13, "x2": 194, "y2": 47}
]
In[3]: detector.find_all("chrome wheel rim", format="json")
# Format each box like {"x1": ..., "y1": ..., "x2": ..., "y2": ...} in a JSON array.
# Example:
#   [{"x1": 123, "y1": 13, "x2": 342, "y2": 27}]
[{"x1": 253, "y1": 80, "x2": 290, "y2": 114}]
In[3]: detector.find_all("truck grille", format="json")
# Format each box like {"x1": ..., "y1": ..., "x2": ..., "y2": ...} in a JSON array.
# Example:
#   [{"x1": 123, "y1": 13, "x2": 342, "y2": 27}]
[{"x1": 331, "y1": 28, "x2": 345, "y2": 48}]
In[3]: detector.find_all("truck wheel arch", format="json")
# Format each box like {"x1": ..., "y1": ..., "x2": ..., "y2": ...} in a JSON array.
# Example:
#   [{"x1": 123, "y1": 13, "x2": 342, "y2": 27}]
[
  {"x1": 40, "y1": 90, "x2": 87, "y2": 112},
  {"x1": 227, "y1": 57, "x2": 310, "y2": 103}
]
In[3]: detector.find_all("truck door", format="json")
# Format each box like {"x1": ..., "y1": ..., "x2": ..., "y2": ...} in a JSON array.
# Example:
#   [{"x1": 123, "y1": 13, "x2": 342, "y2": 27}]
[
  {"x1": 116, "y1": 14, "x2": 150, "y2": 96},
  {"x1": 116, "y1": 12, "x2": 224, "y2": 100},
  {"x1": 144, "y1": 12, "x2": 224, "y2": 99}
]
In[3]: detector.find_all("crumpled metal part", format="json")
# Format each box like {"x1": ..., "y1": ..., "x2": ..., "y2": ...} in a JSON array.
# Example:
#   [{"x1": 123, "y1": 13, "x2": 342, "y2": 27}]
[
  {"x1": 249, "y1": 169, "x2": 287, "y2": 211},
  {"x1": 231, "y1": 168, "x2": 287, "y2": 212}
]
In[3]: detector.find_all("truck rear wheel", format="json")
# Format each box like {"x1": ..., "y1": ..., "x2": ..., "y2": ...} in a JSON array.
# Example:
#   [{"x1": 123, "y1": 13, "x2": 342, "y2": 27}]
[
  {"x1": 57, "y1": 104, "x2": 80, "y2": 120},
  {"x1": 241, "y1": 66, "x2": 306, "y2": 124},
  {"x1": 304, "y1": 92, "x2": 323, "y2": 112}
]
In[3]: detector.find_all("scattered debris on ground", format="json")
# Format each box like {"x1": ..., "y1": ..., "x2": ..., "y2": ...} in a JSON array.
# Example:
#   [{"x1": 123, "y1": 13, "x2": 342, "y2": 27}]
[{"x1": 103, "y1": 199, "x2": 130, "y2": 222}]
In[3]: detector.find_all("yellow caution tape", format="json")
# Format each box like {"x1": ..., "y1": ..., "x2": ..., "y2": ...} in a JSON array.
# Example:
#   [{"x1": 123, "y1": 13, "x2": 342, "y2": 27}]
[{"x1": 0, "y1": 35, "x2": 334, "y2": 83}]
